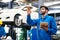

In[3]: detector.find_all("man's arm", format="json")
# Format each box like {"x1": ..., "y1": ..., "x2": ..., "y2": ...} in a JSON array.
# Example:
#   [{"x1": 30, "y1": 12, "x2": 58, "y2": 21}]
[
  {"x1": 47, "y1": 17, "x2": 57, "y2": 35},
  {"x1": 2, "y1": 27, "x2": 6, "y2": 36},
  {"x1": 27, "y1": 15, "x2": 38, "y2": 26},
  {"x1": 0, "y1": 27, "x2": 6, "y2": 39},
  {"x1": 27, "y1": 6, "x2": 38, "y2": 26}
]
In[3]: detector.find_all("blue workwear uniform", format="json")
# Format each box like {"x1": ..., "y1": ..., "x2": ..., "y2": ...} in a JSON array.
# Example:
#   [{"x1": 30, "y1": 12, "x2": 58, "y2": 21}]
[
  {"x1": 0, "y1": 26, "x2": 6, "y2": 39},
  {"x1": 27, "y1": 14, "x2": 57, "y2": 40}
]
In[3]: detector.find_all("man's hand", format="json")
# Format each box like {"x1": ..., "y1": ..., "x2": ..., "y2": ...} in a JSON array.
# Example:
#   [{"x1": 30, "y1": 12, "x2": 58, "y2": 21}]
[
  {"x1": 40, "y1": 22, "x2": 48, "y2": 31},
  {"x1": 0, "y1": 36, "x2": 6, "y2": 39},
  {"x1": 41, "y1": 26, "x2": 48, "y2": 31},
  {"x1": 27, "y1": 6, "x2": 31, "y2": 15},
  {"x1": 43, "y1": 27, "x2": 48, "y2": 31}
]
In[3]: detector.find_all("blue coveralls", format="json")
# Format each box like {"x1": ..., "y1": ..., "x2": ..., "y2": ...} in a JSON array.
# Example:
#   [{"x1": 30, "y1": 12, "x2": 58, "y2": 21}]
[
  {"x1": 27, "y1": 14, "x2": 57, "y2": 40},
  {"x1": 0, "y1": 26, "x2": 6, "y2": 40}
]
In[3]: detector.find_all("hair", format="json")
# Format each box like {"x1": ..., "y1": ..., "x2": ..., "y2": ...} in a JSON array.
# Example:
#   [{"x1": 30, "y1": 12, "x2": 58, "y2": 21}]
[{"x1": 40, "y1": 6, "x2": 49, "y2": 11}]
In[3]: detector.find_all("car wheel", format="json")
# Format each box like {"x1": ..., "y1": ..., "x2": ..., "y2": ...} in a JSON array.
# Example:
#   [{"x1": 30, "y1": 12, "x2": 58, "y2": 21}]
[{"x1": 14, "y1": 14, "x2": 22, "y2": 27}]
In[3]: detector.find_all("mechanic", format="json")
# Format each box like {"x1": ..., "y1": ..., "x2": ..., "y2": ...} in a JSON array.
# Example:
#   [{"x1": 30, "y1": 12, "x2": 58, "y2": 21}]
[
  {"x1": 27, "y1": 6, "x2": 57, "y2": 40},
  {"x1": 0, "y1": 20, "x2": 6, "y2": 40}
]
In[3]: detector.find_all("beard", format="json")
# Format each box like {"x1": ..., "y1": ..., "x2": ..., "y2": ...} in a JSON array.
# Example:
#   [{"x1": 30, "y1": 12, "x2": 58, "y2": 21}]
[
  {"x1": 41, "y1": 12, "x2": 45, "y2": 15},
  {"x1": 40, "y1": 11, "x2": 46, "y2": 15}
]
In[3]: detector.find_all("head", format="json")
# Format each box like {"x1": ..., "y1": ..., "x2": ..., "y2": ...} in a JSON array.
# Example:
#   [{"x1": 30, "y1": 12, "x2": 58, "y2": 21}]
[{"x1": 40, "y1": 6, "x2": 49, "y2": 15}]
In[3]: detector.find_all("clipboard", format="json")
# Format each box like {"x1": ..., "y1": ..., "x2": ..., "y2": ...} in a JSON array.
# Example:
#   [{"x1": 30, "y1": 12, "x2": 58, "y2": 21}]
[{"x1": 40, "y1": 22, "x2": 48, "y2": 28}]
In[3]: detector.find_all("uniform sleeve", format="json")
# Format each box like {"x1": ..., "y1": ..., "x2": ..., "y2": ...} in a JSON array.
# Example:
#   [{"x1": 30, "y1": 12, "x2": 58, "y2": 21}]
[
  {"x1": 27, "y1": 15, "x2": 38, "y2": 26},
  {"x1": 48, "y1": 17, "x2": 57, "y2": 35},
  {"x1": 2, "y1": 28, "x2": 6, "y2": 36}
]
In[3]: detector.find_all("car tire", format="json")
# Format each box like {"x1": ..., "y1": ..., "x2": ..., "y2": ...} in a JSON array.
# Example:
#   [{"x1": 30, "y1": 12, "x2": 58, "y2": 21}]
[{"x1": 14, "y1": 14, "x2": 22, "y2": 27}]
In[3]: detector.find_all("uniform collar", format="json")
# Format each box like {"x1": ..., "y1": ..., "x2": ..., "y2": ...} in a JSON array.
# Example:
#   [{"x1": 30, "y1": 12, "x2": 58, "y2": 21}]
[{"x1": 41, "y1": 14, "x2": 48, "y2": 19}]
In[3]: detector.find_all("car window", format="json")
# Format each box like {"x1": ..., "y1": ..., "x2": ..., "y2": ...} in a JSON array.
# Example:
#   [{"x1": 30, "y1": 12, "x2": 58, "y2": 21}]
[
  {"x1": 56, "y1": 13, "x2": 60, "y2": 25},
  {"x1": 56, "y1": 13, "x2": 60, "y2": 17},
  {"x1": 48, "y1": 13, "x2": 54, "y2": 17}
]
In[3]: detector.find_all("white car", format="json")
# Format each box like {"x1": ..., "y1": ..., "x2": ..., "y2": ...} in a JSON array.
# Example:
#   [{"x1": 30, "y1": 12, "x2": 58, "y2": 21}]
[{"x1": 0, "y1": 4, "x2": 38, "y2": 27}]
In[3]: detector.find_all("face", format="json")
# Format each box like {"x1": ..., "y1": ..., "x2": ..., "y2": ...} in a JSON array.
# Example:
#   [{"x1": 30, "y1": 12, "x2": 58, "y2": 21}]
[{"x1": 40, "y1": 7, "x2": 47, "y2": 15}]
